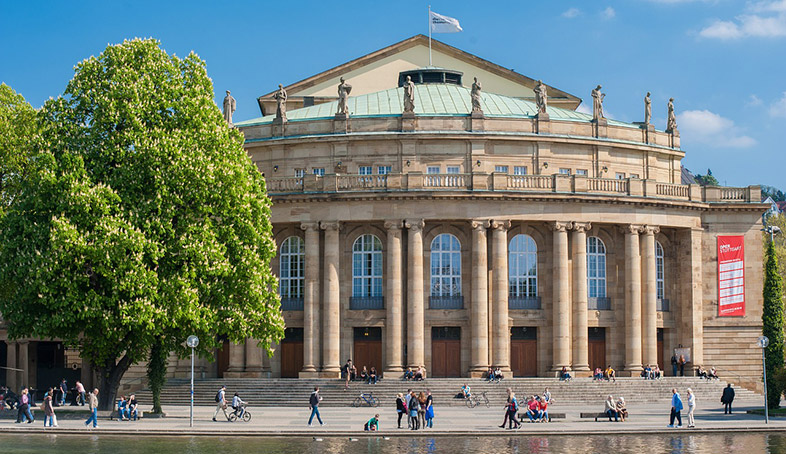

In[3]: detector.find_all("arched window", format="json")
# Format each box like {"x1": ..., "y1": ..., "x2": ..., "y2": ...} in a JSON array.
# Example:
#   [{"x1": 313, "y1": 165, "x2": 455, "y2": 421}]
[
  {"x1": 587, "y1": 236, "x2": 607, "y2": 298},
  {"x1": 656, "y1": 241, "x2": 665, "y2": 301},
  {"x1": 430, "y1": 233, "x2": 462, "y2": 296},
  {"x1": 509, "y1": 234, "x2": 537, "y2": 298},
  {"x1": 352, "y1": 234, "x2": 383, "y2": 297},
  {"x1": 279, "y1": 236, "x2": 304, "y2": 299}
]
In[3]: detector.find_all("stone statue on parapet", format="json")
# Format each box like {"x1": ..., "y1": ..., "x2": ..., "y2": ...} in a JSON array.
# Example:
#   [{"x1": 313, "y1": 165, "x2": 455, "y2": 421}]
[
  {"x1": 274, "y1": 84, "x2": 288, "y2": 121},
  {"x1": 222, "y1": 90, "x2": 236, "y2": 126},
  {"x1": 336, "y1": 77, "x2": 352, "y2": 116},
  {"x1": 644, "y1": 92, "x2": 651, "y2": 125},
  {"x1": 471, "y1": 77, "x2": 483, "y2": 113},
  {"x1": 667, "y1": 97, "x2": 677, "y2": 132},
  {"x1": 591, "y1": 84, "x2": 605, "y2": 121},
  {"x1": 403, "y1": 75, "x2": 415, "y2": 113},
  {"x1": 534, "y1": 80, "x2": 548, "y2": 114}
]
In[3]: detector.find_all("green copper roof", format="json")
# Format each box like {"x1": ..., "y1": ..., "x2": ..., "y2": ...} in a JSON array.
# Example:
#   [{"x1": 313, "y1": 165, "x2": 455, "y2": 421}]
[{"x1": 234, "y1": 84, "x2": 634, "y2": 128}]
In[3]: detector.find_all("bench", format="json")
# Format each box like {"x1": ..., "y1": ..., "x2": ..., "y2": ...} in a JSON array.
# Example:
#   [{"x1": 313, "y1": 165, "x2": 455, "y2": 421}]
[
  {"x1": 580, "y1": 411, "x2": 628, "y2": 422},
  {"x1": 518, "y1": 412, "x2": 565, "y2": 423}
]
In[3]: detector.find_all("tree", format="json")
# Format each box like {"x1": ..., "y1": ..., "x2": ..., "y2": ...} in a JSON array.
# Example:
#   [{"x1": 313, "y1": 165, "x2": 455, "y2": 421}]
[
  {"x1": 762, "y1": 185, "x2": 786, "y2": 203},
  {"x1": 0, "y1": 83, "x2": 38, "y2": 220},
  {"x1": 0, "y1": 39, "x2": 284, "y2": 410},
  {"x1": 694, "y1": 168, "x2": 720, "y2": 187},
  {"x1": 762, "y1": 240, "x2": 785, "y2": 409},
  {"x1": 765, "y1": 213, "x2": 786, "y2": 290}
]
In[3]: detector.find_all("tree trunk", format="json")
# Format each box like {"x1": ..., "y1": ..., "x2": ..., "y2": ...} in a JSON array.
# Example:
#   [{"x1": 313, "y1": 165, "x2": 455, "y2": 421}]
[
  {"x1": 147, "y1": 339, "x2": 168, "y2": 414},
  {"x1": 96, "y1": 355, "x2": 133, "y2": 411}
]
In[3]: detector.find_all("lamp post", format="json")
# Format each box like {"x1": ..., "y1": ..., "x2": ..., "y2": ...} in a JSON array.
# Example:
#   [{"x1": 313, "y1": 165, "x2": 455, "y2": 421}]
[
  {"x1": 186, "y1": 335, "x2": 199, "y2": 427},
  {"x1": 758, "y1": 335, "x2": 769, "y2": 424},
  {"x1": 763, "y1": 225, "x2": 781, "y2": 243}
]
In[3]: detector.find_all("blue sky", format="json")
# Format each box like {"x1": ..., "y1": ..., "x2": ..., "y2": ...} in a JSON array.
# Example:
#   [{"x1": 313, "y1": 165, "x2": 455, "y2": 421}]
[{"x1": 2, "y1": 0, "x2": 785, "y2": 188}]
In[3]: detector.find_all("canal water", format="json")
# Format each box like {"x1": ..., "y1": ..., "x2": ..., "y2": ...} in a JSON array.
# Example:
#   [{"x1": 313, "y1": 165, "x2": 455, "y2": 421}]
[{"x1": 1, "y1": 432, "x2": 782, "y2": 453}]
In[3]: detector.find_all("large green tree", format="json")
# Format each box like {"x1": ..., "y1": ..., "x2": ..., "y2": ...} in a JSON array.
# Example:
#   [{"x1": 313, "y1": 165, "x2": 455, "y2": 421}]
[
  {"x1": 0, "y1": 83, "x2": 38, "y2": 219},
  {"x1": 762, "y1": 240, "x2": 785, "y2": 409},
  {"x1": 0, "y1": 39, "x2": 284, "y2": 409},
  {"x1": 765, "y1": 213, "x2": 786, "y2": 289}
]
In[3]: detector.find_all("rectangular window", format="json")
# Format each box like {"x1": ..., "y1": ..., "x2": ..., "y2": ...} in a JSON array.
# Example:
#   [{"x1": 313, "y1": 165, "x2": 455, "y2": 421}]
[
  {"x1": 514, "y1": 166, "x2": 528, "y2": 175},
  {"x1": 294, "y1": 168, "x2": 305, "y2": 178},
  {"x1": 615, "y1": 172, "x2": 625, "y2": 179},
  {"x1": 446, "y1": 166, "x2": 460, "y2": 174},
  {"x1": 576, "y1": 169, "x2": 588, "y2": 176},
  {"x1": 359, "y1": 166, "x2": 373, "y2": 175},
  {"x1": 312, "y1": 168, "x2": 325, "y2": 176},
  {"x1": 630, "y1": 173, "x2": 640, "y2": 179},
  {"x1": 495, "y1": 165, "x2": 509, "y2": 174},
  {"x1": 427, "y1": 166, "x2": 441, "y2": 174},
  {"x1": 559, "y1": 168, "x2": 571, "y2": 175},
  {"x1": 377, "y1": 166, "x2": 392, "y2": 175}
]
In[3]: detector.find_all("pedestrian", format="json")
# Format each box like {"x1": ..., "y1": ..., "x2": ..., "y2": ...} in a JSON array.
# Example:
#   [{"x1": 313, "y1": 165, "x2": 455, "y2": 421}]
[
  {"x1": 721, "y1": 383, "x2": 735, "y2": 414},
  {"x1": 678, "y1": 354, "x2": 686, "y2": 377},
  {"x1": 499, "y1": 388, "x2": 512, "y2": 428},
  {"x1": 686, "y1": 388, "x2": 696, "y2": 428},
  {"x1": 405, "y1": 388, "x2": 412, "y2": 428},
  {"x1": 417, "y1": 391, "x2": 427, "y2": 429},
  {"x1": 75, "y1": 380, "x2": 86, "y2": 406},
  {"x1": 43, "y1": 387, "x2": 57, "y2": 427},
  {"x1": 58, "y1": 379, "x2": 68, "y2": 407},
  {"x1": 396, "y1": 393, "x2": 407, "y2": 428},
  {"x1": 16, "y1": 387, "x2": 34, "y2": 424},
  {"x1": 308, "y1": 386, "x2": 324, "y2": 426},
  {"x1": 408, "y1": 391, "x2": 420, "y2": 430},
  {"x1": 84, "y1": 388, "x2": 99, "y2": 429},
  {"x1": 671, "y1": 353, "x2": 678, "y2": 377},
  {"x1": 212, "y1": 385, "x2": 226, "y2": 422},
  {"x1": 506, "y1": 391, "x2": 521, "y2": 429},
  {"x1": 424, "y1": 389, "x2": 434, "y2": 428},
  {"x1": 668, "y1": 388, "x2": 683, "y2": 428}
]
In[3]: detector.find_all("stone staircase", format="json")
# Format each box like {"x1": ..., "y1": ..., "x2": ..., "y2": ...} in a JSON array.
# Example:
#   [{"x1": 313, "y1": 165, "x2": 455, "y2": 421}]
[{"x1": 133, "y1": 377, "x2": 759, "y2": 408}]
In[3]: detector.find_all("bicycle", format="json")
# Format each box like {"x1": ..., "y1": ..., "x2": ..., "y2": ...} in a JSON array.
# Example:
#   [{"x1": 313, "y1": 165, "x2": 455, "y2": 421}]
[
  {"x1": 223, "y1": 402, "x2": 252, "y2": 422},
  {"x1": 351, "y1": 392, "x2": 379, "y2": 407},
  {"x1": 465, "y1": 391, "x2": 490, "y2": 408}
]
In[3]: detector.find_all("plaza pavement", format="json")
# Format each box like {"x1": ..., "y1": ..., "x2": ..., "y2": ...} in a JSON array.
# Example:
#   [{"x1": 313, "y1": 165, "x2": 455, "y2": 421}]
[{"x1": 0, "y1": 398, "x2": 782, "y2": 437}]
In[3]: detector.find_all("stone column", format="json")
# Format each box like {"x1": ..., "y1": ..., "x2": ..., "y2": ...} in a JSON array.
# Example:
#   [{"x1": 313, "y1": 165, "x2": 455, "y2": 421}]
[
  {"x1": 225, "y1": 342, "x2": 245, "y2": 376},
  {"x1": 550, "y1": 221, "x2": 572, "y2": 372},
  {"x1": 384, "y1": 220, "x2": 404, "y2": 374},
  {"x1": 571, "y1": 222, "x2": 591, "y2": 372},
  {"x1": 244, "y1": 338, "x2": 264, "y2": 376},
  {"x1": 405, "y1": 219, "x2": 425, "y2": 369},
  {"x1": 491, "y1": 220, "x2": 512, "y2": 373},
  {"x1": 624, "y1": 224, "x2": 643, "y2": 375},
  {"x1": 18, "y1": 340, "x2": 29, "y2": 386},
  {"x1": 470, "y1": 220, "x2": 490, "y2": 376},
  {"x1": 321, "y1": 221, "x2": 341, "y2": 376},
  {"x1": 300, "y1": 222, "x2": 320, "y2": 375},
  {"x1": 5, "y1": 341, "x2": 17, "y2": 391},
  {"x1": 641, "y1": 225, "x2": 659, "y2": 368}
]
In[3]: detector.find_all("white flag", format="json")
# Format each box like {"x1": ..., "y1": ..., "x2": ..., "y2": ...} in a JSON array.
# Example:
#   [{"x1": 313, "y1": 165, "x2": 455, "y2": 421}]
[{"x1": 430, "y1": 11, "x2": 462, "y2": 33}]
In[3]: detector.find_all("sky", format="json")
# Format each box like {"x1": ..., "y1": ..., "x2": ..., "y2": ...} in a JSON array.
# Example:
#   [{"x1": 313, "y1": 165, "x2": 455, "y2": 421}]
[{"x1": 1, "y1": 0, "x2": 785, "y2": 188}]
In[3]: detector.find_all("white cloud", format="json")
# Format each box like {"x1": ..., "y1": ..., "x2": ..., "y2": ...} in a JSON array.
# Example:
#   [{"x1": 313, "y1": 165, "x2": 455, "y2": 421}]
[
  {"x1": 750, "y1": 1, "x2": 786, "y2": 13},
  {"x1": 601, "y1": 7, "x2": 616, "y2": 19},
  {"x1": 699, "y1": 3, "x2": 786, "y2": 39},
  {"x1": 769, "y1": 92, "x2": 786, "y2": 117},
  {"x1": 747, "y1": 94, "x2": 763, "y2": 107},
  {"x1": 699, "y1": 20, "x2": 743, "y2": 39},
  {"x1": 679, "y1": 110, "x2": 757, "y2": 148},
  {"x1": 562, "y1": 8, "x2": 580, "y2": 18}
]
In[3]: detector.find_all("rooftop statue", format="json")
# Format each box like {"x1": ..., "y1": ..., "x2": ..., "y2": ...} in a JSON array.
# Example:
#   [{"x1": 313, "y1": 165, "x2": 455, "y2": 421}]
[
  {"x1": 223, "y1": 90, "x2": 236, "y2": 126},
  {"x1": 592, "y1": 84, "x2": 605, "y2": 121},
  {"x1": 667, "y1": 97, "x2": 677, "y2": 132},
  {"x1": 336, "y1": 77, "x2": 352, "y2": 116},
  {"x1": 403, "y1": 75, "x2": 416, "y2": 113},
  {"x1": 471, "y1": 77, "x2": 483, "y2": 113},
  {"x1": 274, "y1": 84, "x2": 288, "y2": 121},
  {"x1": 644, "y1": 92, "x2": 651, "y2": 125},
  {"x1": 534, "y1": 80, "x2": 548, "y2": 114}
]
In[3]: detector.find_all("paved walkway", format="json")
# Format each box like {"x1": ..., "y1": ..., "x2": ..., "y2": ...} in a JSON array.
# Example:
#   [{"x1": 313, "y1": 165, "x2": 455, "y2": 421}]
[{"x1": 0, "y1": 399, "x2": 781, "y2": 436}]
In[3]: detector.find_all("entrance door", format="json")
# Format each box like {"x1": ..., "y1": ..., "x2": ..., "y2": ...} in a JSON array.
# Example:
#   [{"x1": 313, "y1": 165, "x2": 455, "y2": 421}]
[
  {"x1": 431, "y1": 327, "x2": 461, "y2": 377},
  {"x1": 280, "y1": 328, "x2": 304, "y2": 378},
  {"x1": 216, "y1": 340, "x2": 230, "y2": 378},
  {"x1": 657, "y1": 328, "x2": 664, "y2": 371},
  {"x1": 353, "y1": 327, "x2": 382, "y2": 373},
  {"x1": 510, "y1": 327, "x2": 538, "y2": 377},
  {"x1": 588, "y1": 327, "x2": 606, "y2": 371}
]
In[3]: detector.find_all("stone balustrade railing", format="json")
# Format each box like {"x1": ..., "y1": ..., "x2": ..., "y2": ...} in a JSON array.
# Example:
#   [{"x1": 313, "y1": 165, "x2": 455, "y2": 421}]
[{"x1": 265, "y1": 173, "x2": 761, "y2": 204}]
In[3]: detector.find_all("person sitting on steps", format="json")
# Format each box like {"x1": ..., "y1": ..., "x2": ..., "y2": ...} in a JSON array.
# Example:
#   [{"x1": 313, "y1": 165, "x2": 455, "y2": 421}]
[
  {"x1": 461, "y1": 383, "x2": 471, "y2": 399},
  {"x1": 403, "y1": 367, "x2": 414, "y2": 381}
]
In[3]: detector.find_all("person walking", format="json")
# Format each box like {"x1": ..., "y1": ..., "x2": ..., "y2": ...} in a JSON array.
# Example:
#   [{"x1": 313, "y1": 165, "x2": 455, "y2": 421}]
[
  {"x1": 84, "y1": 388, "x2": 99, "y2": 429},
  {"x1": 686, "y1": 388, "x2": 696, "y2": 428},
  {"x1": 499, "y1": 388, "x2": 512, "y2": 428},
  {"x1": 43, "y1": 388, "x2": 57, "y2": 427},
  {"x1": 308, "y1": 386, "x2": 324, "y2": 426},
  {"x1": 75, "y1": 380, "x2": 86, "y2": 406},
  {"x1": 506, "y1": 391, "x2": 522, "y2": 429},
  {"x1": 212, "y1": 385, "x2": 226, "y2": 422},
  {"x1": 721, "y1": 383, "x2": 735, "y2": 414},
  {"x1": 16, "y1": 388, "x2": 34, "y2": 424},
  {"x1": 424, "y1": 390, "x2": 434, "y2": 428},
  {"x1": 396, "y1": 393, "x2": 407, "y2": 429},
  {"x1": 668, "y1": 388, "x2": 683, "y2": 428}
]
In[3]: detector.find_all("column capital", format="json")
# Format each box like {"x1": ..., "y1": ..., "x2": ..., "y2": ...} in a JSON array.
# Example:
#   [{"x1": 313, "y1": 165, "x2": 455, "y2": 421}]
[
  {"x1": 470, "y1": 220, "x2": 490, "y2": 231},
  {"x1": 571, "y1": 222, "x2": 592, "y2": 233},
  {"x1": 640, "y1": 225, "x2": 660, "y2": 235},
  {"x1": 404, "y1": 219, "x2": 425, "y2": 232},
  {"x1": 620, "y1": 224, "x2": 644, "y2": 235},
  {"x1": 320, "y1": 221, "x2": 342, "y2": 231},
  {"x1": 300, "y1": 222, "x2": 320, "y2": 232},
  {"x1": 548, "y1": 221, "x2": 571, "y2": 232},
  {"x1": 384, "y1": 220, "x2": 403, "y2": 231},
  {"x1": 490, "y1": 219, "x2": 511, "y2": 231}
]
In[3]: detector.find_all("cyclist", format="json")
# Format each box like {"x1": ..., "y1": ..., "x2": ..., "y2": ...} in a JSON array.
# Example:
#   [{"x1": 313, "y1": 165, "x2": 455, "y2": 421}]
[{"x1": 231, "y1": 392, "x2": 246, "y2": 419}]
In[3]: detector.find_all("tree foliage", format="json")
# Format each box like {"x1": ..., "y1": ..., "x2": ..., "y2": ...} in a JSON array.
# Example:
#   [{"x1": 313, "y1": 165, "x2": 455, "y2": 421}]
[
  {"x1": 0, "y1": 39, "x2": 284, "y2": 409},
  {"x1": 764, "y1": 213, "x2": 786, "y2": 290},
  {"x1": 762, "y1": 185, "x2": 786, "y2": 203},
  {"x1": 694, "y1": 168, "x2": 720, "y2": 187},
  {"x1": 0, "y1": 83, "x2": 39, "y2": 219},
  {"x1": 763, "y1": 240, "x2": 785, "y2": 409}
]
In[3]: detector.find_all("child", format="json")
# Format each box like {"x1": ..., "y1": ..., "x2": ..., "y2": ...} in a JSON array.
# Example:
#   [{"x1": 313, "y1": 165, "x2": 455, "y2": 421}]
[
  {"x1": 232, "y1": 392, "x2": 246, "y2": 419},
  {"x1": 364, "y1": 414, "x2": 380, "y2": 431}
]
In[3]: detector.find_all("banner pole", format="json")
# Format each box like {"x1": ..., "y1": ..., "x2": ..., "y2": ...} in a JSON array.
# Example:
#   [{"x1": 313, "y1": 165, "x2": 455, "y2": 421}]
[{"x1": 428, "y1": 5, "x2": 432, "y2": 66}]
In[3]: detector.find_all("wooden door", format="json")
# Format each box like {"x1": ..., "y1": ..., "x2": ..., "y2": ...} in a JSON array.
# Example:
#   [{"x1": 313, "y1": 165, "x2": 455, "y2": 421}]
[
  {"x1": 217, "y1": 340, "x2": 230, "y2": 378},
  {"x1": 280, "y1": 327, "x2": 304, "y2": 378},
  {"x1": 431, "y1": 327, "x2": 461, "y2": 377},
  {"x1": 657, "y1": 328, "x2": 664, "y2": 371},
  {"x1": 511, "y1": 340, "x2": 538, "y2": 377},
  {"x1": 353, "y1": 340, "x2": 382, "y2": 372},
  {"x1": 588, "y1": 341, "x2": 606, "y2": 371}
]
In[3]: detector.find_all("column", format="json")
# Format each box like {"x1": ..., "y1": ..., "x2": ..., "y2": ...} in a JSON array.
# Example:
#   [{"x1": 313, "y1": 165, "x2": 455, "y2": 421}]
[
  {"x1": 491, "y1": 220, "x2": 511, "y2": 372},
  {"x1": 244, "y1": 338, "x2": 264, "y2": 376},
  {"x1": 226, "y1": 342, "x2": 245, "y2": 375},
  {"x1": 571, "y1": 222, "x2": 591, "y2": 372},
  {"x1": 550, "y1": 221, "x2": 571, "y2": 372},
  {"x1": 641, "y1": 225, "x2": 659, "y2": 368},
  {"x1": 18, "y1": 340, "x2": 29, "y2": 386},
  {"x1": 300, "y1": 222, "x2": 320, "y2": 374},
  {"x1": 6, "y1": 341, "x2": 17, "y2": 391},
  {"x1": 470, "y1": 220, "x2": 489, "y2": 376},
  {"x1": 384, "y1": 220, "x2": 404, "y2": 373},
  {"x1": 624, "y1": 224, "x2": 643, "y2": 374},
  {"x1": 405, "y1": 219, "x2": 425, "y2": 368},
  {"x1": 321, "y1": 221, "x2": 341, "y2": 375}
]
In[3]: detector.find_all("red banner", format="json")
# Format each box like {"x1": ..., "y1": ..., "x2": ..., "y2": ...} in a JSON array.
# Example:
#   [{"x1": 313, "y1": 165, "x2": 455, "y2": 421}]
[{"x1": 717, "y1": 235, "x2": 745, "y2": 317}]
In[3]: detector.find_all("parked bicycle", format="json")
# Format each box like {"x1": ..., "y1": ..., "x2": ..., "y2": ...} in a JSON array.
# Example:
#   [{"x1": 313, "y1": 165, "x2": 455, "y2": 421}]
[
  {"x1": 351, "y1": 392, "x2": 379, "y2": 407},
  {"x1": 465, "y1": 391, "x2": 490, "y2": 408},
  {"x1": 222, "y1": 402, "x2": 252, "y2": 422}
]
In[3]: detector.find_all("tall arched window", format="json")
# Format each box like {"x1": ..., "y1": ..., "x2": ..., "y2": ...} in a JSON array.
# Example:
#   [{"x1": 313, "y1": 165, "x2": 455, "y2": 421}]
[
  {"x1": 352, "y1": 234, "x2": 383, "y2": 298},
  {"x1": 656, "y1": 241, "x2": 665, "y2": 301},
  {"x1": 587, "y1": 236, "x2": 607, "y2": 298},
  {"x1": 279, "y1": 236, "x2": 305, "y2": 300},
  {"x1": 509, "y1": 234, "x2": 538, "y2": 298},
  {"x1": 430, "y1": 233, "x2": 462, "y2": 296}
]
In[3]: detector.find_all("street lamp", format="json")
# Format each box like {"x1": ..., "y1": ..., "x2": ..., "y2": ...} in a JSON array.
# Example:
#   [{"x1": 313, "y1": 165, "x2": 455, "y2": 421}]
[
  {"x1": 186, "y1": 335, "x2": 199, "y2": 428},
  {"x1": 758, "y1": 335, "x2": 769, "y2": 424},
  {"x1": 763, "y1": 225, "x2": 781, "y2": 243}
]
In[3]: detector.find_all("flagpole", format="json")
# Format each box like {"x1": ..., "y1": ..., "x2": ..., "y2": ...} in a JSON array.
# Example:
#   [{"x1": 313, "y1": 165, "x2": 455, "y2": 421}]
[{"x1": 428, "y1": 5, "x2": 432, "y2": 66}]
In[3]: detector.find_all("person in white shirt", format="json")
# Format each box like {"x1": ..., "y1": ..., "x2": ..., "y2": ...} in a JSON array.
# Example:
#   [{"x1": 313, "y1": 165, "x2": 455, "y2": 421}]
[
  {"x1": 212, "y1": 385, "x2": 226, "y2": 422},
  {"x1": 231, "y1": 392, "x2": 246, "y2": 419},
  {"x1": 686, "y1": 388, "x2": 696, "y2": 428}
]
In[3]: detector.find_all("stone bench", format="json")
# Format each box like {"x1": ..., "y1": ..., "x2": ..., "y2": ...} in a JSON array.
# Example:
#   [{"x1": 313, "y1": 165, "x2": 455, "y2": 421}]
[
  {"x1": 580, "y1": 411, "x2": 629, "y2": 422},
  {"x1": 518, "y1": 412, "x2": 565, "y2": 423}
]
